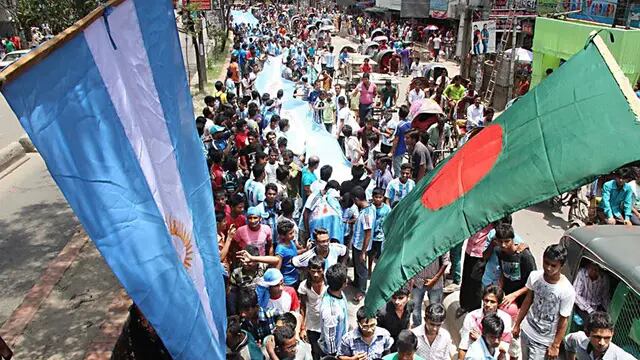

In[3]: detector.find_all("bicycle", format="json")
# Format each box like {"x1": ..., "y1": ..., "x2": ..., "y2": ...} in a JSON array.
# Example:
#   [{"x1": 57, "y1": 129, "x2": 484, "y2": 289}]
[{"x1": 552, "y1": 187, "x2": 591, "y2": 227}]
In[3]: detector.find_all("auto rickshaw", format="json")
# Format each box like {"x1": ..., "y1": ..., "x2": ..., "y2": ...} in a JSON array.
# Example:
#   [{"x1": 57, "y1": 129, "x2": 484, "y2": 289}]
[{"x1": 560, "y1": 226, "x2": 640, "y2": 358}]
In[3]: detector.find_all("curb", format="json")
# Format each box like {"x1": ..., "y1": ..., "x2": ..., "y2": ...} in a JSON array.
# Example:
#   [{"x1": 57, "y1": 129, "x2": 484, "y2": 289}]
[{"x1": 0, "y1": 135, "x2": 36, "y2": 178}]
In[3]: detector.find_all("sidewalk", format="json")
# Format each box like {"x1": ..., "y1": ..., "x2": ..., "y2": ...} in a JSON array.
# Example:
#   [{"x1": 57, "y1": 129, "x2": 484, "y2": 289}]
[{"x1": 0, "y1": 154, "x2": 127, "y2": 360}]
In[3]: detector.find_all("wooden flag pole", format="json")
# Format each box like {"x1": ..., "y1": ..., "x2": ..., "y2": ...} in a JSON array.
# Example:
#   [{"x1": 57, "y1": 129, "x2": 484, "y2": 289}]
[
  {"x1": 0, "y1": 0, "x2": 128, "y2": 86},
  {"x1": 590, "y1": 33, "x2": 640, "y2": 120}
]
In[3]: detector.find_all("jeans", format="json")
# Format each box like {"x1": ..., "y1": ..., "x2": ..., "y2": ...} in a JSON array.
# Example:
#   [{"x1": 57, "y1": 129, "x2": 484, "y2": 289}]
[
  {"x1": 411, "y1": 286, "x2": 444, "y2": 325},
  {"x1": 392, "y1": 155, "x2": 404, "y2": 177},
  {"x1": 402, "y1": 62, "x2": 411, "y2": 76},
  {"x1": 473, "y1": 43, "x2": 480, "y2": 55},
  {"x1": 450, "y1": 242, "x2": 463, "y2": 284},
  {"x1": 521, "y1": 330, "x2": 548, "y2": 360},
  {"x1": 352, "y1": 246, "x2": 368, "y2": 294},
  {"x1": 358, "y1": 103, "x2": 372, "y2": 123},
  {"x1": 631, "y1": 213, "x2": 640, "y2": 225}
]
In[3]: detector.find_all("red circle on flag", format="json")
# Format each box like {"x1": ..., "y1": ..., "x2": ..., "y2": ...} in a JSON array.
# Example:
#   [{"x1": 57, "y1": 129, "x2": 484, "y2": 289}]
[{"x1": 422, "y1": 124, "x2": 503, "y2": 210}]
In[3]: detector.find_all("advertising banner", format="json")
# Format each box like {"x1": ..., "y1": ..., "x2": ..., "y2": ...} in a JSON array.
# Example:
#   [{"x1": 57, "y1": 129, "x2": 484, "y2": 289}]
[{"x1": 471, "y1": 20, "x2": 496, "y2": 55}]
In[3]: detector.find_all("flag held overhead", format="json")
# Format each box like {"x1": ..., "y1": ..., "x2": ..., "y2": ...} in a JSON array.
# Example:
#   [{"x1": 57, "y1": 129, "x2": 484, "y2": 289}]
[
  {"x1": 365, "y1": 34, "x2": 640, "y2": 315},
  {"x1": 1, "y1": 0, "x2": 226, "y2": 358}
]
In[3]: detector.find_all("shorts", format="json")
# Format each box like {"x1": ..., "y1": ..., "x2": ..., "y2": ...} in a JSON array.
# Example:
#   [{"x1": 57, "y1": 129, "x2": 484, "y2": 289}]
[{"x1": 368, "y1": 241, "x2": 383, "y2": 259}]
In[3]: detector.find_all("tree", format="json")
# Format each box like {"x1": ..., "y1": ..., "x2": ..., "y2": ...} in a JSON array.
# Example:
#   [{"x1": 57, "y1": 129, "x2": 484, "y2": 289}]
[{"x1": 0, "y1": 0, "x2": 102, "y2": 38}]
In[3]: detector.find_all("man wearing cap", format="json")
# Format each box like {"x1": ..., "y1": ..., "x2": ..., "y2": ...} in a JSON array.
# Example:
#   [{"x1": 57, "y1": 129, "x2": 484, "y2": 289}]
[
  {"x1": 210, "y1": 124, "x2": 230, "y2": 152},
  {"x1": 256, "y1": 268, "x2": 300, "y2": 315},
  {"x1": 234, "y1": 206, "x2": 273, "y2": 257}
]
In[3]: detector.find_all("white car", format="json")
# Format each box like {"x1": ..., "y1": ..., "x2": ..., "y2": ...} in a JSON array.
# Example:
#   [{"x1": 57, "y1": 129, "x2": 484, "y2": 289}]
[{"x1": 0, "y1": 50, "x2": 30, "y2": 70}]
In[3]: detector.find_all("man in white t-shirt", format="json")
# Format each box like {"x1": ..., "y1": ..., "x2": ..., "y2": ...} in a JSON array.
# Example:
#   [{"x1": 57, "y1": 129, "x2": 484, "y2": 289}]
[
  {"x1": 336, "y1": 96, "x2": 359, "y2": 136},
  {"x1": 513, "y1": 244, "x2": 576, "y2": 360},
  {"x1": 298, "y1": 255, "x2": 327, "y2": 360},
  {"x1": 432, "y1": 35, "x2": 442, "y2": 62},
  {"x1": 343, "y1": 125, "x2": 363, "y2": 165},
  {"x1": 466, "y1": 95, "x2": 485, "y2": 131},
  {"x1": 264, "y1": 149, "x2": 281, "y2": 185},
  {"x1": 407, "y1": 82, "x2": 425, "y2": 106}
]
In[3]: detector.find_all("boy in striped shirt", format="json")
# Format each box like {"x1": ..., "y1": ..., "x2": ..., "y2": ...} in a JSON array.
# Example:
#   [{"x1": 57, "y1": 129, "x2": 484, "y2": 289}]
[{"x1": 385, "y1": 163, "x2": 415, "y2": 208}]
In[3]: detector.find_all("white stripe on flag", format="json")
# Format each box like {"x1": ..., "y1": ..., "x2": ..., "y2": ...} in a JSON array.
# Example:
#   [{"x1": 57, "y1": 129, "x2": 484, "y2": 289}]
[{"x1": 83, "y1": 0, "x2": 217, "y2": 339}]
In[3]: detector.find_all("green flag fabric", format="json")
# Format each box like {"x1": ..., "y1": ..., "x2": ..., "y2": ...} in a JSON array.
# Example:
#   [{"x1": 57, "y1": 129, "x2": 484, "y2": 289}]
[{"x1": 365, "y1": 35, "x2": 640, "y2": 315}]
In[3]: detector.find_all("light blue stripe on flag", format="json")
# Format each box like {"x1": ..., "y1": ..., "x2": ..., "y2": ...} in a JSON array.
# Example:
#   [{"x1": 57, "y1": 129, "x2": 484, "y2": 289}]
[
  {"x1": 1, "y1": 0, "x2": 225, "y2": 358},
  {"x1": 133, "y1": 0, "x2": 226, "y2": 355}
]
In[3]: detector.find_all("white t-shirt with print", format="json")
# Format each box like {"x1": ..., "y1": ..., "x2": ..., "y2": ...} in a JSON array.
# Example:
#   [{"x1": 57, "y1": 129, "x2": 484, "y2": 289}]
[
  {"x1": 338, "y1": 106, "x2": 359, "y2": 132},
  {"x1": 292, "y1": 243, "x2": 347, "y2": 270},
  {"x1": 521, "y1": 270, "x2": 576, "y2": 346}
]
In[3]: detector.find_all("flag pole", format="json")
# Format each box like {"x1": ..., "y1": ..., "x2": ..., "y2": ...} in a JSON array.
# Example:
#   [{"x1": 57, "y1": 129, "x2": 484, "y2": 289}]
[
  {"x1": 0, "y1": 0, "x2": 128, "y2": 86},
  {"x1": 590, "y1": 33, "x2": 640, "y2": 119}
]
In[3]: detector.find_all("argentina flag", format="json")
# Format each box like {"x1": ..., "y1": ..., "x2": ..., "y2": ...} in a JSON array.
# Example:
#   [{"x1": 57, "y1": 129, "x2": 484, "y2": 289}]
[{"x1": 0, "y1": 0, "x2": 225, "y2": 358}]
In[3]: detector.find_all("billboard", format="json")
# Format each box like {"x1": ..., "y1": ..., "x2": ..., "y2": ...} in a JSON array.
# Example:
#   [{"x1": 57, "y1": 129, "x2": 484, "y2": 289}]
[{"x1": 471, "y1": 20, "x2": 496, "y2": 55}]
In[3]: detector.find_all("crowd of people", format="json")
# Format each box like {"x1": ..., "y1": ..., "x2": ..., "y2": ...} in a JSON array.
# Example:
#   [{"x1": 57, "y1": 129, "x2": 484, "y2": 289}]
[{"x1": 109, "y1": 3, "x2": 636, "y2": 360}]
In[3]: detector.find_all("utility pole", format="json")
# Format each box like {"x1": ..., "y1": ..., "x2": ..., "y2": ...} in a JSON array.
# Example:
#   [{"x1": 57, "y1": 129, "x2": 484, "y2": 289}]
[
  {"x1": 506, "y1": 17, "x2": 517, "y2": 100},
  {"x1": 193, "y1": 13, "x2": 207, "y2": 93},
  {"x1": 458, "y1": 5, "x2": 472, "y2": 77}
]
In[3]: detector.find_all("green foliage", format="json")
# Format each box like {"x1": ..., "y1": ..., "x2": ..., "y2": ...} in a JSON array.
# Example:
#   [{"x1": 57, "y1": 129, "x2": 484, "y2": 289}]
[{"x1": 1, "y1": 0, "x2": 103, "y2": 35}]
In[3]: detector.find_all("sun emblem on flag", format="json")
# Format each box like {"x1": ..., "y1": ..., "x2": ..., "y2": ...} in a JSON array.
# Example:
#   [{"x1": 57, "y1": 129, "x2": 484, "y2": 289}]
[{"x1": 168, "y1": 218, "x2": 193, "y2": 269}]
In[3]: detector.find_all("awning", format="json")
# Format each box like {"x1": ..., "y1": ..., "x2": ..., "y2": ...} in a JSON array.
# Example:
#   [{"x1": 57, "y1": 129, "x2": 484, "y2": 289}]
[
  {"x1": 364, "y1": 6, "x2": 388, "y2": 13},
  {"x1": 356, "y1": 0, "x2": 375, "y2": 8}
]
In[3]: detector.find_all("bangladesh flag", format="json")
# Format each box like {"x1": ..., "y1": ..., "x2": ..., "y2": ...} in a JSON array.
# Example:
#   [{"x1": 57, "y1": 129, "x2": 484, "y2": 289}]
[{"x1": 365, "y1": 35, "x2": 640, "y2": 314}]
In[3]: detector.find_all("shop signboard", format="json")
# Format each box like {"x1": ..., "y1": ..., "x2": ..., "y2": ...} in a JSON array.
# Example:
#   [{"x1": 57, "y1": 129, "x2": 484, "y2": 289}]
[
  {"x1": 561, "y1": 0, "x2": 640, "y2": 27},
  {"x1": 430, "y1": 0, "x2": 449, "y2": 18}
]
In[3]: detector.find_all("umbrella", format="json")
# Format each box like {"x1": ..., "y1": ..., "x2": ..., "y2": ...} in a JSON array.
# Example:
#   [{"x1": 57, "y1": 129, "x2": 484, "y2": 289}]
[
  {"x1": 373, "y1": 35, "x2": 388, "y2": 42},
  {"x1": 505, "y1": 48, "x2": 533, "y2": 62},
  {"x1": 425, "y1": 25, "x2": 439, "y2": 31}
]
